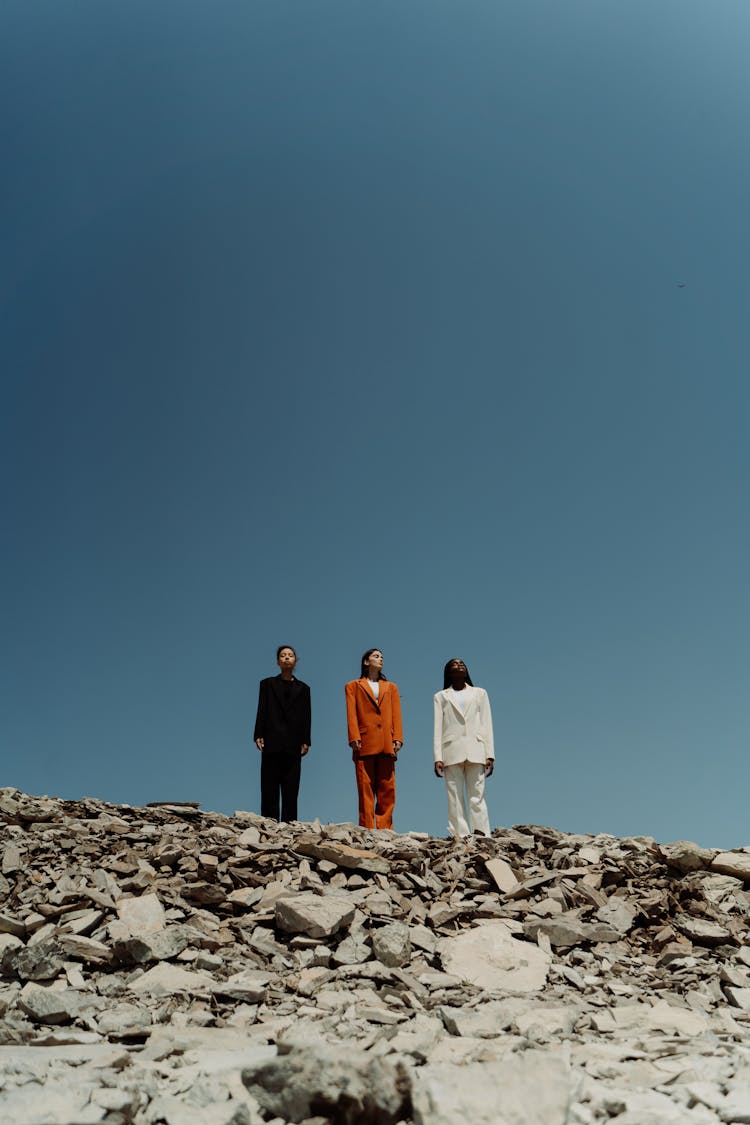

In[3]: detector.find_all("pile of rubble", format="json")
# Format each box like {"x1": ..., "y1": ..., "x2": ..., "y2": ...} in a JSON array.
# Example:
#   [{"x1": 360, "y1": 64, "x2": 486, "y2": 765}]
[{"x1": 3, "y1": 788, "x2": 750, "y2": 1123}]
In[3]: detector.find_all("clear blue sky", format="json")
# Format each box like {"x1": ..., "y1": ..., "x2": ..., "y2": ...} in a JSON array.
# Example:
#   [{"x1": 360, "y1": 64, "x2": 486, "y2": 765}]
[{"x1": 2, "y1": 1, "x2": 749, "y2": 847}]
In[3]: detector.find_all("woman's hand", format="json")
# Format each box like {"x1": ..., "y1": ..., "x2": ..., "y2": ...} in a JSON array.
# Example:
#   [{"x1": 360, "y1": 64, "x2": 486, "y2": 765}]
[
  {"x1": 434, "y1": 761, "x2": 445, "y2": 778},
  {"x1": 485, "y1": 759, "x2": 494, "y2": 778},
  {"x1": 301, "y1": 745, "x2": 310, "y2": 757},
  {"x1": 393, "y1": 740, "x2": 402, "y2": 758},
  {"x1": 255, "y1": 738, "x2": 264, "y2": 752},
  {"x1": 350, "y1": 740, "x2": 361, "y2": 762}
]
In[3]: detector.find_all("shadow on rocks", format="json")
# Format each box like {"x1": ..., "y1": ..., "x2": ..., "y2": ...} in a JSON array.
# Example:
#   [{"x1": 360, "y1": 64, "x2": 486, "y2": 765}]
[{"x1": 242, "y1": 1043, "x2": 411, "y2": 1125}]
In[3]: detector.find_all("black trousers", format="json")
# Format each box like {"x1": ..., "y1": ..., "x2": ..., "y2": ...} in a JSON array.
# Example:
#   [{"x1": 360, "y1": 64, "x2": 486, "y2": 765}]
[{"x1": 260, "y1": 750, "x2": 302, "y2": 822}]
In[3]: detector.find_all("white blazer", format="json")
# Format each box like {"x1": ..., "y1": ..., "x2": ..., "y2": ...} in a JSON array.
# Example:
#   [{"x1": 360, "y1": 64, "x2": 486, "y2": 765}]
[{"x1": 434, "y1": 686, "x2": 495, "y2": 766}]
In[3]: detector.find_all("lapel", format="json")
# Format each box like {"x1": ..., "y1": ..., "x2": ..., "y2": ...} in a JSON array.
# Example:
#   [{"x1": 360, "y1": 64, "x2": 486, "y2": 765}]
[
  {"x1": 271, "y1": 675, "x2": 301, "y2": 711},
  {"x1": 446, "y1": 686, "x2": 472, "y2": 722},
  {"x1": 360, "y1": 678, "x2": 384, "y2": 711}
]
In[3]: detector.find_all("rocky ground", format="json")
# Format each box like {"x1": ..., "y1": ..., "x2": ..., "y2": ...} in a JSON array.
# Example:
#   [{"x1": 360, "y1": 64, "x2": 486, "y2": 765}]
[{"x1": 2, "y1": 791, "x2": 750, "y2": 1123}]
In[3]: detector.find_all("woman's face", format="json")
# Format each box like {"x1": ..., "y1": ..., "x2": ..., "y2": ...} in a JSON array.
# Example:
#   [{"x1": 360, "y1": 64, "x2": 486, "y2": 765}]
[
  {"x1": 365, "y1": 650, "x2": 384, "y2": 675},
  {"x1": 448, "y1": 659, "x2": 467, "y2": 681},
  {"x1": 277, "y1": 648, "x2": 297, "y2": 673}
]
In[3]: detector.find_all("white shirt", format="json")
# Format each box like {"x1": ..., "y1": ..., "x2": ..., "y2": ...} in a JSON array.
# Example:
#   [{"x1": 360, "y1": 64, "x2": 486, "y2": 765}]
[{"x1": 369, "y1": 679, "x2": 380, "y2": 700}]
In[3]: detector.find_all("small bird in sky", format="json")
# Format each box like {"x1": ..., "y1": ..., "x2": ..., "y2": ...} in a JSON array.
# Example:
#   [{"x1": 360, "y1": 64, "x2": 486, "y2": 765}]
[{"x1": 677, "y1": 281, "x2": 687, "y2": 288}]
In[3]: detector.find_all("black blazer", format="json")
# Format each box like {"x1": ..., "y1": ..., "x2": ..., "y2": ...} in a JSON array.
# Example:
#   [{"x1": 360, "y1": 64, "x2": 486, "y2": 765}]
[{"x1": 253, "y1": 675, "x2": 311, "y2": 754}]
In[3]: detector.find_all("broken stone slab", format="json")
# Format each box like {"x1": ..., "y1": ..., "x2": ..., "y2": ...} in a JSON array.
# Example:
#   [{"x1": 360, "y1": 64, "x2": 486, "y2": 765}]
[
  {"x1": 182, "y1": 880, "x2": 227, "y2": 906},
  {"x1": 2, "y1": 844, "x2": 22, "y2": 874},
  {"x1": 145, "y1": 1092, "x2": 256, "y2": 1125},
  {"x1": 411, "y1": 1050, "x2": 572, "y2": 1125},
  {"x1": 700, "y1": 873, "x2": 744, "y2": 906},
  {"x1": 0, "y1": 931, "x2": 23, "y2": 972},
  {"x1": 440, "y1": 921, "x2": 550, "y2": 993},
  {"x1": 523, "y1": 915, "x2": 621, "y2": 948},
  {"x1": 409, "y1": 924, "x2": 437, "y2": 955},
  {"x1": 595, "y1": 898, "x2": 637, "y2": 934},
  {"x1": 112, "y1": 924, "x2": 191, "y2": 964},
  {"x1": 212, "y1": 970, "x2": 270, "y2": 1003},
  {"x1": 656, "y1": 941, "x2": 694, "y2": 967},
  {"x1": 658, "y1": 841, "x2": 716, "y2": 873},
  {"x1": 56, "y1": 933, "x2": 112, "y2": 964},
  {"x1": 11, "y1": 938, "x2": 64, "y2": 981},
  {"x1": 372, "y1": 922, "x2": 411, "y2": 968},
  {"x1": 275, "y1": 892, "x2": 355, "y2": 939},
  {"x1": 724, "y1": 986, "x2": 750, "y2": 1011},
  {"x1": 385, "y1": 1013, "x2": 444, "y2": 1060},
  {"x1": 242, "y1": 1042, "x2": 409, "y2": 1124},
  {"x1": 129, "y1": 962, "x2": 215, "y2": 996},
  {"x1": 428, "y1": 900, "x2": 473, "y2": 927},
  {"x1": 16, "y1": 798, "x2": 58, "y2": 822},
  {"x1": 710, "y1": 852, "x2": 750, "y2": 881},
  {"x1": 646, "y1": 999, "x2": 710, "y2": 1037},
  {"x1": 0, "y1": 912, "x2": 26, "y2": 939},
  {"x1": 294, "y1": 836, "x2": 390, "y2": 874},
  {"x1": 439, "y1": 997, "x2": 532, "y2": 1038},
  {"x1": 227, "y1": 887, "x2": 265, "y2": 909},
  {"x1": 96, "y1": 1003, "x2": 153, "y2": 1035},
  {"x1": 721, "y1": 963, "x2": 750, "y2": 988},
  {"x1": 484, "y1": 857, "x2": 520, "y2": 894},
  {"x1": 514, "y1": 1004, "x2": 580, "y2": 1039},
  {"x1": 674, "y1": 914, "x2": 731, "y2": 946},
  {"x1": 720, "y1": 1086, "x2": 750, "y2": 1124},
  {"x1": 17, "y1": 982, "x2": 87, "y2": 1024},
  {"x1": 115, "y1": 892, "x2": 166, "y2": 935},
  {"x1": 57, "y1": 907, "x2": 104, "y2": 936},
  {"x1": 357, "y1": 1003, "x2": 408, "y2": 1025},
  {"x1": 0, "y1": 1082, "x2": 104, "y2": 1125},
  {"x1": 331, "y1": 934, "x2": 372, "y2": 966}
]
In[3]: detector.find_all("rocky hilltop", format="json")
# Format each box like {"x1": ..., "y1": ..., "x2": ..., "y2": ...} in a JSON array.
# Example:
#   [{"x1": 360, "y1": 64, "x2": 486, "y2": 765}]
[{"x1": 2, "y1": 790, "x2": 750, "y2": 1123}]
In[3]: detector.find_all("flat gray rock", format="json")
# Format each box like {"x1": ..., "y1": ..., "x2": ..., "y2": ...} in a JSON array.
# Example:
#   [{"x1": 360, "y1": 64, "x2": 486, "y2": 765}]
[
  {"x1": 332, "y1": 934, "x2": 372, "y2": 966},
  {"x1": 485, "y1": 856, "x2": 520, "y2": 894},
  {"x1": 275, "y1": 892, "x2": 355, "y2": 939},
  {"x1": 17, "y1": 983, "x2": 86, "y2": 1024},
  {"x1": 658, "y1": 841, "x2": 716, "y2": 873},
  {"x1": 212, "y1": 969, "x2": 270, "y2": 1002},
  {"x1": 524, "y1": 915, "x2": 621, "y2": 948},
  {"x1": 440, "y1": 921, "x2": 551, "y2": 993},
  {"x1": 711, "y1": 852, "x2": 750, "y2": 881},
  {"x1": 129, "y1": 962, "x2": 215, "y2": 995},
  {"x1": 372, "y1": 922, "x2": 411, "y2": 967},
  {"x1": 11, "y1": 937, "x2": 64, "y2": 981},
  {"x1": 595, "y1": 898, "x2": 637, "y2": 934},
  {"x1": 412, "y1": 1050, "x2": 572, "y2": 1124},
  {"x1": 115, "y1": 892, "x2": 166, "y2": 934},
  {"x1": 674, "y1": 913, "x2": 731, "y2": 945},
  {"x1": 439, "y1": 997, "x2": 531, "y2": 1037},
  {"x1": 112, "y1": 923, "x2": 190, "y2": 964},
  {"x1": 294, "y1": 836, "x2": 390, "y2": 874}
]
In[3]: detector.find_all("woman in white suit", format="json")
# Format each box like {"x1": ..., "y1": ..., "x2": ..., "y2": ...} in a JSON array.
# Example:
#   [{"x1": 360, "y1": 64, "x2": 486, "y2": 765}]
[{"x1": 434, "y1": 658, "x2": 494, "y2": 838}]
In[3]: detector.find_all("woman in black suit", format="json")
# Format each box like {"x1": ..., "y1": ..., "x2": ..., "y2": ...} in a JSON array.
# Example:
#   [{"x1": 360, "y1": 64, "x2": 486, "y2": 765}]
[{"x1": 253, "y1": 645, "x2": 311, "y2": 821}]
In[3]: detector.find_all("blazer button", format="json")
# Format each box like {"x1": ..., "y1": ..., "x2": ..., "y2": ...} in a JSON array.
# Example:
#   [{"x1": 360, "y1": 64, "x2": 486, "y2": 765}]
[{"x1": 377, "y1": 722, "x2": 382, "y2": 728}]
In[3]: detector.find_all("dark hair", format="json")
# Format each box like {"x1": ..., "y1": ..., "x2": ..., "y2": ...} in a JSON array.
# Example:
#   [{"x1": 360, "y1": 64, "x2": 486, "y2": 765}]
[
  {"x1": 443, "y1": 659, "x2": 474, "y2": 690},
  {"x1": 276, "y1": 645, "x2": 297, "y2": 661},
  {"x1": 360, "y1": 648, "x2": 387, "y2": 681}
]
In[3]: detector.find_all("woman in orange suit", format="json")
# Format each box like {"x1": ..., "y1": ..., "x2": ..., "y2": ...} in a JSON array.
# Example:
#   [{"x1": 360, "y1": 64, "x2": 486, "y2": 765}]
[{"x1": 345, "y1": 648, "x2": 403, "y2": 829}]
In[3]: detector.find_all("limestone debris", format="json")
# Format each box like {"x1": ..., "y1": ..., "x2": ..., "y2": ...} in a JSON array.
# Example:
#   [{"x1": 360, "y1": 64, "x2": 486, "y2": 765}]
[{"x1": 2, "y1": 787, "x2": 750, "y2": 1122}]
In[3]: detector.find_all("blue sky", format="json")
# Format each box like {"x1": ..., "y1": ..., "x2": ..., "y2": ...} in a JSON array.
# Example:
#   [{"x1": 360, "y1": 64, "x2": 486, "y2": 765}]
[{"x1": 2, "y1": 1, "x2": 749, "y2": 846}]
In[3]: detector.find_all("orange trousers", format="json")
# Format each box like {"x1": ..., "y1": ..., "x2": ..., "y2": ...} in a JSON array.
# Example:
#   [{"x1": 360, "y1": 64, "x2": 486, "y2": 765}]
[{"x1": 355, "y1": 753, "x2": 396, "y2": 829}]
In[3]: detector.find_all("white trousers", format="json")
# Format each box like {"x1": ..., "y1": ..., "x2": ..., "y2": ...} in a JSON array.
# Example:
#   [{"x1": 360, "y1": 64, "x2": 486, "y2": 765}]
[{"x1": 444, "y1": 762, "x2": 491, "y2": 838}]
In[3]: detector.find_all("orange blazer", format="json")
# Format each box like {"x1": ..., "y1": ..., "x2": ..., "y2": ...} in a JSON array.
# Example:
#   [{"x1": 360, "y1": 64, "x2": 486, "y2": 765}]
[{"x1": 345, "y1": 678, "x2": 404, "y2": 757}]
